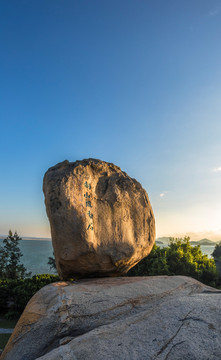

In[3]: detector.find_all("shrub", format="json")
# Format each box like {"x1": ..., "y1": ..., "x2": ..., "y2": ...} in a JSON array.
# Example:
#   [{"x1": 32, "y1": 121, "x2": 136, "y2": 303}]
[
  {"x1": 212, "y1": 242, "x2": 221, "y2": 260},
  {"x1": 0, "y1": 274, "x2": 60, "y2": 318},
  {"x1": 128, "y1": 237, "x2": 218, "y2": 287}
]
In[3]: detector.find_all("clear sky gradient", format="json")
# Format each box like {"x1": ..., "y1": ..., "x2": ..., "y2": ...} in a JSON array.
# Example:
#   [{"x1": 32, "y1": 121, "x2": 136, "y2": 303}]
[{"x1": 1, "y1": 0, "x2": 221, "y2": 240}]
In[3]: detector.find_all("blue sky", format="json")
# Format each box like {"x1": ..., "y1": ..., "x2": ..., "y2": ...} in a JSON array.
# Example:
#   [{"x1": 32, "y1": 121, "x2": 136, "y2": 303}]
[{"x1": 1, "y1": 0, "x2": 221, "y2": 239}]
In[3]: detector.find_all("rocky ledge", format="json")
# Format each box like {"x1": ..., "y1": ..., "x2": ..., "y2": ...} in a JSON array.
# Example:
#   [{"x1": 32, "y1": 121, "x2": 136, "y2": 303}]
[{"x1": 2, "y1": 276, "x2": 221, "y2": 360}]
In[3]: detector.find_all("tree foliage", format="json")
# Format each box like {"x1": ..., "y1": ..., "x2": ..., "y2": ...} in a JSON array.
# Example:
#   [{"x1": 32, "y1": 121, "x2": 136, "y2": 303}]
[
  {"x1": 128, "y1": 237, "x2": 218, "y2": 287},
  {"x1": 212, "y1": 242, "x2": 221, "y2": 260},
  {"x1": 0, "y1": 230, "x2": 30, "y2": 279},
  {"x1": 0, "y1": 274, "x2": 59, "y2": 318},
  {"x1": 48, "y1": 254, "x2": 56, "y2": 270},
  {"x1": 0, "y1": 233, "x2": 60, "y2": 318}
]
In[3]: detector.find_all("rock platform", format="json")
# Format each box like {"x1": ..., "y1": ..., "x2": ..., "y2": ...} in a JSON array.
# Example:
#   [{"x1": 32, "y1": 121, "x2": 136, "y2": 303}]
[{"x1": 2, "y1": 276, "x2": 221, "y2": 359}]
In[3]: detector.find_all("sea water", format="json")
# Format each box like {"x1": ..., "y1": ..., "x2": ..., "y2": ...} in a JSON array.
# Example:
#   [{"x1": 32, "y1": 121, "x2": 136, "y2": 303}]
[
  {"x1": 19, "y1": 240, "x2": 57, "y2": 275},
  {"x1": 0, "y1": 240, "x2": 216, "y2": 276},
  {"x1": 0, "y1": 239, "x2": 56, "y2": 276}
]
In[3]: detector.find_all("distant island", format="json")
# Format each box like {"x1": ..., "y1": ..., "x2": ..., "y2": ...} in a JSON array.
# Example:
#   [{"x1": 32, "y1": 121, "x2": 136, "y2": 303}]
[
  {"x1": 189, "y1": 238, "x2": 217, "y2": 246},
  {"x1": 156, "y1": 237, "x2": 219, "y2": 246},
  {"x1": 155, "y1": 240, "x2": 164, "y2": 245},
  {"x1": 156, "y1": 237, "x2": 170, "y2": 245}
]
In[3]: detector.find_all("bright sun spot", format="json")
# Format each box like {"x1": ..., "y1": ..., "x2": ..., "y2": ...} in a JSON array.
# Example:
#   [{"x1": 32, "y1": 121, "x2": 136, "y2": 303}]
[{"x1": 213, "y1": 166, "x2": 221, "y2": 172}]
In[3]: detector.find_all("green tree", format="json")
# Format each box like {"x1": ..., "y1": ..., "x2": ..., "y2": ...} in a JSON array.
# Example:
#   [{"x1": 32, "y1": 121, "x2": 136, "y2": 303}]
[
  {"x1": 48, "y1": 254, "x2": 56, "y2": 270},
  {"x1": 128, "y1": 237, "x2": 218, "y2": 287},
  {"x1": 0, "y1": 230, "x2": 31, "y2": 279},
  {"x1": 0, "y1": 274, "x2": 60, "y2": 317},
  {"x1": 212, "y1": 242, "x2": 221, "y2": 260},
  {"x1": 128, "y1": 244, "x2": 169, "y2": 276},
  {"x1": 166, "y1": 237, "x2": 217, "y2": 285}
]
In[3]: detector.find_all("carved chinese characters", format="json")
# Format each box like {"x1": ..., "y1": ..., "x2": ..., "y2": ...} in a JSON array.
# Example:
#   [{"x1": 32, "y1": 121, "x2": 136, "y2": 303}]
[
  {"x1": 84, "y1": 182, "x2": 94, "y2": 231},
  {"x1": 43, "y1": 158, "x2": 155, "y2": 279}
]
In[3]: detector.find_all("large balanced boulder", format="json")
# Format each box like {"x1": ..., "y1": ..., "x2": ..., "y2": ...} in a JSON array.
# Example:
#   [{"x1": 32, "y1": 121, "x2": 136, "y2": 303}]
[
  {"x1": 2, "y1": 276, "x2": 221, "y2": 360},
  {"x1": 43, "y1": 158, "x2": 155, "y2": 279}
]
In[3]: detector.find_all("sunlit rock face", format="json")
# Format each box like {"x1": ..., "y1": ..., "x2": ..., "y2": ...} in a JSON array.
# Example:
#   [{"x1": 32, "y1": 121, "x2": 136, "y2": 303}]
[
  {"x1": 2, "y1": 277, "x2": 221, "y2": 360},
  {"x1": 43, "y1": 158, "x2": 155, "y2": 279}
]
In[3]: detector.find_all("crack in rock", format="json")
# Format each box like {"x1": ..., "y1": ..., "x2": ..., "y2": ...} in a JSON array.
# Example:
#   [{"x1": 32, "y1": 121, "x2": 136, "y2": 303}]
[
  {"x1": 165, "y1": 340, "x2": 186, "y2": 360},
  {"x1": 153, "y1": 310, "x2": 192, "y2": 359},
  {"x1": 179, "y1": 316, "x2": 209, "y2": 326}
]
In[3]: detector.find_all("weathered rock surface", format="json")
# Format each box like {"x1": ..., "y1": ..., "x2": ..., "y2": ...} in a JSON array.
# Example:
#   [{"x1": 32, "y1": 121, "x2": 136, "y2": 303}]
[
  {"x1": 43, "y1": 158, "x2": 155, "y2": 279},
  {"x1": 2, "y1": 276, "x2": 221, "y2": 360}
]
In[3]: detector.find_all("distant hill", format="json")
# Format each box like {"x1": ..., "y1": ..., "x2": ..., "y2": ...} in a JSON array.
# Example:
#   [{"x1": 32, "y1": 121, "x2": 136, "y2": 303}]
[
  {"x1": 156, "y1": 237, "x2": 170, "y2": 245},
  {"x1": 190, "y1": 238, "x2": 217, "y2": 246},
  {"x1": 155, "y1": 240, "x2": 164, "y2": 245},
  {"x1": 156, "y1": 237, "x2": 219, "y2": 246}
]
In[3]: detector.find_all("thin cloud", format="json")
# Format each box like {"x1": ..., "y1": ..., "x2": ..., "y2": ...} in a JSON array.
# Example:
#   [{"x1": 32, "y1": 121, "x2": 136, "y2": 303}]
[
  {"x1": 213, "y1": 166, "x2": 221, "y2": 172},
  {"x1": 210, "y1": 9, "x2": 219, "y2": 16},
  {"x1": 160, "y1": 191, "x2": 169, "y2": 198},
  {"x1": 209, "y1": 6, "x2": 221, "y2": 16}
]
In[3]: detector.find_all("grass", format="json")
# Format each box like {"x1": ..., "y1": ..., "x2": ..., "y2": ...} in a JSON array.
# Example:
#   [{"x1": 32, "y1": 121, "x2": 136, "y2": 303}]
[
  {"x1": 0, "y1": 315, "x2": 18, "y2": 351},
  {"x1": 0, "y1": 333, "x2": 11, "y2": 350},
  {"x1": 0, "y1": 317, "x2": 18, "y2": 329}
]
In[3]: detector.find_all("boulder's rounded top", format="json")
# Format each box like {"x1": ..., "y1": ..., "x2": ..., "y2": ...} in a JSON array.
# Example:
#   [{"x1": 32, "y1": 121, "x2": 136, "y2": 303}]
[{"x1": 45, "y1": 158, "x2": 123, "y2": 177}]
